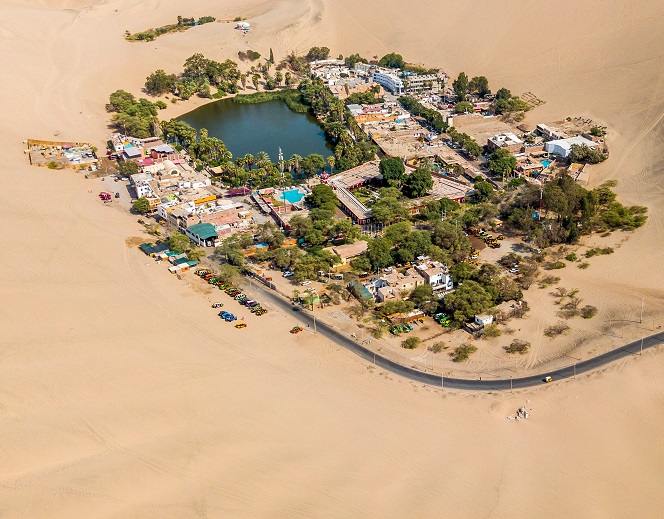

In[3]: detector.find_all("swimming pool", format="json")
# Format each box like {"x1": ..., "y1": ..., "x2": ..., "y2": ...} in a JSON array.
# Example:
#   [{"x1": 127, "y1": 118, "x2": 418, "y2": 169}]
[
  {"x1": 542, "y1": 160, "x2": 552, "y2": 168},
  {"x1": 280, "y1": 189, "x2": 305, "y2": 204}
]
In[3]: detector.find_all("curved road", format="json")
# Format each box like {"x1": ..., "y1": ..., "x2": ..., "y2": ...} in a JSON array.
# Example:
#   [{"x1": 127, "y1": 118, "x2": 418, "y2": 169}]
[{"x1": 249, "y1": 279, "x2": 664, "y2": 390}]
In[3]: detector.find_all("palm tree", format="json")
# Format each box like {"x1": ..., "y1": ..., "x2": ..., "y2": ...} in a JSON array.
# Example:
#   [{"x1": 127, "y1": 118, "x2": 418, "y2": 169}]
[
  {"x1": 255, "y1": 151, "x2": 271, "y2": 169},
  {"x1": 292, "y1": 289, "x2": 300, "y2": 302},
  {"x1": 252, "y1": 74, "x2": 260, "y2": 90},
  {"x1": 240, "y1": 73, "x2": 247, "y2": 90},
  {"x1": 303, "y1": 292, "x2": 318, "y2": 310},
  {"x1": 275, "y1": 71, "x2": 283, "y2": 87},
  {"x1": 284, "y1": 71, "x2": 292, "y2": 87},
  {"x1": 290, "y1": 154, "x2": 302, "y2": 176},
  {"x1": 326, "y1": 155, "x2": 335, "y2": 174},
  {"x1": 243, "y1": 153, "x2": 254, "y2": 170}
]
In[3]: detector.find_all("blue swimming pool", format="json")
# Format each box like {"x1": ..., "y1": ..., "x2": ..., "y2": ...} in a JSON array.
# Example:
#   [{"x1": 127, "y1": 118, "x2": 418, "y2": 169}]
[
  {"x1": 280, "y1": 189, "x2": 305, "y2": 204},
  {"x1": 542, "y1": 160, "x2": 552, "y2": 168}
]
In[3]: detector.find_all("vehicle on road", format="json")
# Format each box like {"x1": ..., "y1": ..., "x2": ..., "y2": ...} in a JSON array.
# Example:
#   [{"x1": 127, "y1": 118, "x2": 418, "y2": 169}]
[
  {"x1": 543, "y1": 376, "x2": 553, "y2": 383},
  {"x1": 290, "y1": 326, "x2": 303, "y2": 334}
]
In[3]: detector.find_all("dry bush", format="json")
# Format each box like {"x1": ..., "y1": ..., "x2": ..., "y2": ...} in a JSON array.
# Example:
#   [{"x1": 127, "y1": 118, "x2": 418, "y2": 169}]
[
  {"x1": 544, "y1": 322, "x2": 570, "y2": 337},
  {"x1": 482, "y1": 324, "x2": 501, "y2": 338},
  {"x1": 505, "y1": 339, "x2": 530, "y2": 354},
  {"x1": 581, "y1": 305, "x2": 598, "y2": 319},
  {"x1": 428, "y1": 341, "x2": 447, "y2": 353}
]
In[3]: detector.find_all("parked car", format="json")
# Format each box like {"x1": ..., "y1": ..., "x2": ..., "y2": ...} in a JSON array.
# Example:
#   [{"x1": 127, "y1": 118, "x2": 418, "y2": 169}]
[
  {"x1": 235, "y1": 322, "x2": 247, "y2": 329},
  {"x1": 283, "y1": 271, "x2": 294, "y2": 278},
  {"x1": 301, "y1": 281, "x2": 312, "y2": 286},
  {"x1": 212, "y1": 302, "x2": 223, "y2": 308}
]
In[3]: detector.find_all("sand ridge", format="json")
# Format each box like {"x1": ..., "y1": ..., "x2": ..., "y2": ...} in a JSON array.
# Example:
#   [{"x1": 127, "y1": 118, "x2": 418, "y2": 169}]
[{"x1": 1, "y1": 0, "x2": 664, "y2": 517}]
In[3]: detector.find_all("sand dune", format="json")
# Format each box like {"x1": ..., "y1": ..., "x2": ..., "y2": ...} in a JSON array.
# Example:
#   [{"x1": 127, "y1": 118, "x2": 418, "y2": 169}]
[{"x1": 1, "y1": 0, "x2": 664, "y2": 516}]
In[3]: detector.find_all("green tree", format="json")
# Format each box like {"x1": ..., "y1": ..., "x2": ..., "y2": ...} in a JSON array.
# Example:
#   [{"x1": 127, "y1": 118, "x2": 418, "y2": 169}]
[
  {"x1": 301, "y1": 154, "x2": 327, "y2": 177},
  {"x1": 306, "y1": 46, "x2": 330, "y2": 61},
  {"x1": 443, "y1": 280, "x2": 492, "y2": 321},
  {"x1": 378, "y1": 52, "x2": 405, "y2": 69},
  {"x1": 410, "y1": 284, "x2": 437, "y2": 313},
  {"x1": 468, "y1": 76, "x2": 490, "y2": 97},
  {"x1": 344, "y1": 53, "x2": 368, "y2": 69},
  {"x1": 269, "y1": 48, "x2": 275, "y2": 64},
  {"x1": 402, "y1": 167, "x2": 433, "y2": 198},
  {"x1": 117, "y1": 160, "x2": 140, "y2": 177},
  {"x1": 367, "y1": 238, "x2": 394, "y2": 270},
  {"x1": 168, "y1": 232, "x2": 192, "y2": 253},
  {"x1": 454, "y1": 101, "x2": 474, "y2": 114},
  {"x1": 379, "y1": 157, "x2": 405, "y2": 186},
  {"x1": 251, "y1": 74, "x2": 260, "y2": 90},
  {"x1": 132, "y1": 197, "x2": 151, "y2": 214},
  {"x1": 371, "y1": 197, "x2": 408, "y2": 225},
  {"x1": 306, "y1": 184, "x2": 339, "y2": 212},
  {"x1": 474, "y1": 180, "x2": 494, "y2": 202},
  {"x1": 487, "y1": 148, "x2": 517, "y2": 178},
  {"x1": 453, "y1": 72, "x2": 469, "y2": 101},
  {"x1": 145, "y1": 69, "x2": 177, "y2": 96}
]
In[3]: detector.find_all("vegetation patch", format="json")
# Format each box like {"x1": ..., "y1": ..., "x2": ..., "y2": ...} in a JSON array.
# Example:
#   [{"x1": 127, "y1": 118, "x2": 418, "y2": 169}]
[
  {"x1": 544, "y1": 322, "x2": 570, "y2": 337},
  {"x1": 234, "y1": 89, "x2": 309, "y2": 113},
  {"x1": 402, "y1": 337, "x2": 421, "y2": 349},
  {"x1": 125, "y1": 15, "x2": 216, "y2": 42},
  {"x1": 482, "y1": 324, "x2": 502, "y2": 338},
  {"x1": 505, "y1": 339, "x2": 530, "y2": 354},
  {"x1": 580, "y1": 305, "x2": 598, "y2": 319},
  {"x1": 451, "y1": 344, "x2": 477, "y2": 362},
  {"x1": 585, "y1": 247, "x2": 614, "y2": 258}
]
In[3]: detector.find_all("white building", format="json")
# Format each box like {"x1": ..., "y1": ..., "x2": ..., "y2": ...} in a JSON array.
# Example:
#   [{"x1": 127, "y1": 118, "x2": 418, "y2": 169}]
[
  {"x1": 474, "y1": 314, "x2": 494, "y2": 327},
  {"x1": 414, "y1": 258, "x2": 454, "y2": 293},
  {"x1": 403, "y1": 73, "x2": 446, "y2": 93},
  {"x1": 544, "y1": 136, "x2": 597, "y2": 158},
  {"x1": 130, "y1": 172, "x2": 156, "y2": 199},
  {"x1": 371, "y1": 69, "x2": 404, "y2": 94},
  {"x1": 487, "y1": 132, "x2": 523, "y2": 153}
]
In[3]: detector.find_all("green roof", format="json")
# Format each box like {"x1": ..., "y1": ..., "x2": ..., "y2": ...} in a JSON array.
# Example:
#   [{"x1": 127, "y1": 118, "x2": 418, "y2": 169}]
[{"x1": 187, "y1": 223, "x2": 218, "y2": 240}]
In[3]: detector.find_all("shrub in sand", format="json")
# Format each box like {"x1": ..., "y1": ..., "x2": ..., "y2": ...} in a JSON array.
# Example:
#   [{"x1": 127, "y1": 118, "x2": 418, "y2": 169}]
[
  {"x1": 402, "y1": 337, "x2": 421, "y2": 349},
  {"x1": 482, "y1": 324, "x2": 501, "y2": 338},
  {"x1": 428, "y1": 341, "x2": 446, "y2": 353},
  {"x1": 544, "y1": 322, "x2": 570, "y2": 337},
  {"x1": 451, "y1": 344, "x2": 477, "y2": 362},
  {"x1": 505, "y1": 339, "x2": 530, "y2": 354},
  {"x1": 581, "y1": 305, "x2": 598, "y2": 319}
]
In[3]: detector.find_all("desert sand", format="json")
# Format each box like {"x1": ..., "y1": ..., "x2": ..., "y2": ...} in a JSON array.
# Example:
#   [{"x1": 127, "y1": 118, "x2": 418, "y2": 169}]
[{"x1": 1, "y1": 0, "x2": 664, "y2": 517}]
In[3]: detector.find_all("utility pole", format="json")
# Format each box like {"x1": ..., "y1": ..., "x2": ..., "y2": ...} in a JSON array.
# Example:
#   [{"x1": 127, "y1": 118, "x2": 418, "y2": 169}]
[
  {"x1": 538, "y1": 184, "x2": 543, "y2": 223},
  {"x1": 640, "y1": 298, "x2": 644, "y2": 324},
  {"x1": 640, "y1": 337, "x2": 644, "y2": 355}
]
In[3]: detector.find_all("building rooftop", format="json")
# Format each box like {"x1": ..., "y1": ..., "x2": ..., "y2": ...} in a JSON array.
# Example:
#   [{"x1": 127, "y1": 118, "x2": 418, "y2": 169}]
[
  {"x1": 328, "y1": 241, "x2": 368, "y2": 259},
  {"x1": 187, "y1": 223, "x2": 218, "y2": 240},
  {"x1": 489, "y1": 132, "x2": 523, "y2": 147}
]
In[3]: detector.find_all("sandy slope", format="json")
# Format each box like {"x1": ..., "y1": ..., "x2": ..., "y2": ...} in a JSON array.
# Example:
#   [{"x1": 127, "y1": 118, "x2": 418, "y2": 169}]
[{"x1": 1, "y1": 0, "x2": 664, "y2": 517}]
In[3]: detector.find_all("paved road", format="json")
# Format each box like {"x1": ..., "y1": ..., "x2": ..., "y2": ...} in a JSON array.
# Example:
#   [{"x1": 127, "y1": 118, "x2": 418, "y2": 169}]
[{"x1": 249, "y1": 280, "x2": 664, "y2": 391}]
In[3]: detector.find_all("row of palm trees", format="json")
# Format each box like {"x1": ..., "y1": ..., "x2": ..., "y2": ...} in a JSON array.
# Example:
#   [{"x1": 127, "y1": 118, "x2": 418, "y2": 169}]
[{"x1": 233, "y1": 152, "x2": 336, "y2": 176}]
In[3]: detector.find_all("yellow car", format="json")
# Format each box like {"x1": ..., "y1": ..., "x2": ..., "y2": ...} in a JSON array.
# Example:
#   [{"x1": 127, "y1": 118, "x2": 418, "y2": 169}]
[{"x1": 235, "y1": 322, "x2": 247, "y2": 329}]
